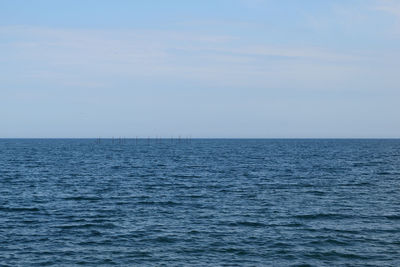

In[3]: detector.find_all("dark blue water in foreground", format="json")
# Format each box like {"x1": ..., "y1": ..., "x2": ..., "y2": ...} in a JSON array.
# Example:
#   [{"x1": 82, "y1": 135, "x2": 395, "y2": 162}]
[{"x1": 1, "y1": 139, "x2": 400, "y2": 266}]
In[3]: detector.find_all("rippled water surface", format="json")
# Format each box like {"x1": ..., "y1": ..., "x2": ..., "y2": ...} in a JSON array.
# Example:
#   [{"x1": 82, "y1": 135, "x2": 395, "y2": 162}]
[{"x1": 1, "y1": 139, "x2": 399, "y2": 266}]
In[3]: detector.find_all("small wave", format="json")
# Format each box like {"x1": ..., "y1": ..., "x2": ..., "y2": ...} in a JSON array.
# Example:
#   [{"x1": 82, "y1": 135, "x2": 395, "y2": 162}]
[
  {"x1": 111, "y1": 165, "x2": 124, "y2": 170},
  {"x1": 281, "y1": 222, "x2": 305, "y2": 227},
  {"x1": 294, "y1": 213, "x2": 352, "y2": 220},
  {"x1": 338, "y1": 182, "x2": 371, "y2": 187},
  {"x1": 321, "y1": 228, "x2": 360, "y2": 234},
  {"x1": 0, "y1": 207, "x2": 40, "y2": 212},
  {"x1": 269, "y1": 242, "x2": 294, "y2": 248},
  {"x1": 90, "y1": 230, "x2": 102, "y2": 236},
  {"x1": 305, "y1": 190, "x2": 325, "y2": 195},
  {"x1": 305, "y1": 251, "x2": 368, "y2": 260},
  {"x1": 63, "y1": 196, "x2": 101, "y2": 201},
  {"x1": 228, "y1": 221, "x2": 267, "y2": 227},
  {"x1": 352, "y1": 162, "x2": 381, "y2": 167},
  {"x1": 171, "y1": 174, "x2": 202, "y2": 179},
  {"x1": 137, "y1": 200, "x2": 180, "y2": 206},
  {"x1": 21, "y1": 219, "x2": 39, "y2": 224},
  {"x1": 55, "y1": 223, "x2": 117, "y2": 229},
  {"x1": 308, "y1": 238, "x2": 349, "y2": 246},
  {"x1": 218, "y1": 247, "x2": 251, "y2": 256},
  {"x1": 384, "y1": 215, "x2": 400, "y2": 220},
  {"x1": 152, "y1": 236, "x2": 178, "y2": 243},
  {"x1": 100, "y1": 259, "x2": 116, "y2": 265},
  {"x1": 187, "y1": 194, "x2": 204, "y2": 199},
  {"x1": 376, "y1": 171, "x2": 392, "y2": 175}
]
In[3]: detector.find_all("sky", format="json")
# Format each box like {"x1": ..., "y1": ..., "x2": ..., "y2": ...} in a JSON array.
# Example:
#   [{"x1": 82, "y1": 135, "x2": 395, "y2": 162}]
[{"x1": 1, "y1": 0, "x2": 400, "y2": 138}]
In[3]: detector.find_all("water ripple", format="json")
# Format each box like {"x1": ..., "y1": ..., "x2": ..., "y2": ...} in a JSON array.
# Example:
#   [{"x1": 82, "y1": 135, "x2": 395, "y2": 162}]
[{"x1": 0, "y1": 139, "x2": 400, "y2": 266}]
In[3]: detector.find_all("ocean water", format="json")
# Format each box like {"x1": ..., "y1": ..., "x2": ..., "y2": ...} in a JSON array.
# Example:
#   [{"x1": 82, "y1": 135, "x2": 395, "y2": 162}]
[{"x1": 0, "y1": 139, "x2": 399, "y2": 266}]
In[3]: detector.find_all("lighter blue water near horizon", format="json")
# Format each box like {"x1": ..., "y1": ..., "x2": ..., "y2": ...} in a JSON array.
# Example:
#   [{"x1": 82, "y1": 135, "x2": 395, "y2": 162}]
[{"x1": 0, "y1": 139, "x2": 399, "y2": 266}]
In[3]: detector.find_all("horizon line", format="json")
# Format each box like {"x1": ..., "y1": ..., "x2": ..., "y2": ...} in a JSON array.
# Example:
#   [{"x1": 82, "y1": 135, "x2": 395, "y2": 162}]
[{"x1": 1, "y1": 137, "x2": 399, "y2": 140}]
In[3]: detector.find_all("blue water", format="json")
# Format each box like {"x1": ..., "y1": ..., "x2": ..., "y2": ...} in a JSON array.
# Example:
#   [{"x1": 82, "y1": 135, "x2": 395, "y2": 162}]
[{"x1": 0, "y1": 139, "x2": 399, "y2": 266}]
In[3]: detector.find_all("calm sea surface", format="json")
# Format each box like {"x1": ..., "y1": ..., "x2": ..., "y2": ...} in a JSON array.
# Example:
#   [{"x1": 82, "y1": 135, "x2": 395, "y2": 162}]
[{"x1": 0, "y1": 139, "x2": 399, "y2": 266}]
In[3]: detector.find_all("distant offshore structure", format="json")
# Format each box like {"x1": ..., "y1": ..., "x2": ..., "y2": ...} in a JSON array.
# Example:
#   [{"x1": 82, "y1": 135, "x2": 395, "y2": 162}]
[{"x1": 95, "y1": 136, "x2": 192, "y2": 145}]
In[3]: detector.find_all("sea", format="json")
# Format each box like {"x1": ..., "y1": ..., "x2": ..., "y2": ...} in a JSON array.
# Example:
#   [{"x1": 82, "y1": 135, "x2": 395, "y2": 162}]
[{"x1": 0, "y1": 139, "x2": 399, "y2": 266}]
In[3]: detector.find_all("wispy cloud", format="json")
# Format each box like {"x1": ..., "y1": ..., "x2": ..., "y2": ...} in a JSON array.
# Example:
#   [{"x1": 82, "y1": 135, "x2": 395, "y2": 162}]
[
  {"x1": 0, "y1": 25, "x2": 392, "y2": 91},
  {"x1": 374, "y1": 0, "x2": 400, "y2": 16},
  {"x1": 373, "y1": 0, "x2": 400, "y2": 35}
]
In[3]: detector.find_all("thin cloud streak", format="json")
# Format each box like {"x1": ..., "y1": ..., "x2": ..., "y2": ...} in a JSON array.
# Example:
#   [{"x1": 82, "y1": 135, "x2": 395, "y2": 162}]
[{"x1": 0, "y1": 25, "x2": 386, "y2": 91}]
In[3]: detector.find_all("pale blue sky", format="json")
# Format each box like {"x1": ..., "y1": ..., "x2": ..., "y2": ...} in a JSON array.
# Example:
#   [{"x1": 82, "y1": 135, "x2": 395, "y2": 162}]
[{"x1": 1, "y1": 0, "x2": 400, "y2": 138}]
